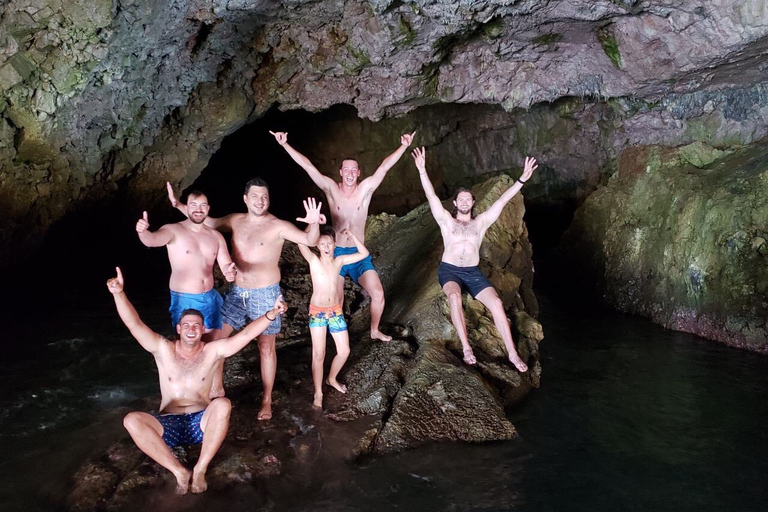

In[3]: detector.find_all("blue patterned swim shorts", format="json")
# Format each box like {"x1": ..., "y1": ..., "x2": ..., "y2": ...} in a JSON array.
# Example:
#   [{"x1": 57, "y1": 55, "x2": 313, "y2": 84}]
[
  {"x1": 221, "y1": 283, "x2": 282, "y2": 334},
  {"x1": 152, "y1": 409, "x2": 205, "y2": 448}
]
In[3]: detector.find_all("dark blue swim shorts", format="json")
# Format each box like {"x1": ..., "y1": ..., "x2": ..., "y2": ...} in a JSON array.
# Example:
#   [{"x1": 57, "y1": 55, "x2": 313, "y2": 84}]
[
  {"x1": 437, "y1": 262, "x2": 493, "y2": 298},
  {"x1": 334, "y1": 246, "x2": 376, "y2": 285}
]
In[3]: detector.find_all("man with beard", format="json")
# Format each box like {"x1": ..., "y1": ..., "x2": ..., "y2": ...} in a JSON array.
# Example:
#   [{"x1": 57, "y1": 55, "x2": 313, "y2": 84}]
[
  {"x1": 411, "y1": 147, "x2": 536, "y2": 371},
  {"x1": 168, "y1": 179, "x2": 324, "y2": 420},
  {"x1": 270, "y1": 130, "x2": 416, "y2": 342},
  {"x1": 107, "y1": 267, "x2": 287, "y2": 495},
  {"x1": 136, "y1": 190, "x2": 236, "y2": 398}
]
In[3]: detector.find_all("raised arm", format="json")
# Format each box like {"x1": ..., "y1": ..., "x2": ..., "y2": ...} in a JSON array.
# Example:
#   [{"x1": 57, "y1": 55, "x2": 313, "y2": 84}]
[
  {"x1": 478, "y1": 156, "x2": 538, "y2": 227},
  {"x1": 411, "y1": 147, "x2": 449, "y2": 223},
  {"x1": 166, "y1": 182, "x2": 232, "y2": 232},
  {"x1": 107, "y1": 267, "x2": 163, "y2": 354},
  {"x1": 213, "y1": 295, "x2": 288, "y2": 358},
  {"x1": 360, "y1": 131, "x2": 416, "y2": 195},
  {"x1": 281, "y1": 197, "x2": 325, "y2": 246},
  {"x1": 335, "y1": 230, "x2": 370, "y2": 266},
  {"x1": 136, "y1": 211, "x2": 174, "y2": 247},
  {"x1": 270, "y1": 131, "x2": 336, "y2": 194}
]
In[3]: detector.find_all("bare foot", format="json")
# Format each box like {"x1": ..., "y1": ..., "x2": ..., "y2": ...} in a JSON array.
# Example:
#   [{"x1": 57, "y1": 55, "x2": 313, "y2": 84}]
[
  {"x1": 173, "y1": 468, "x2": 191, "y2": 495},
  {"x1": 509, "y1": 353, "x2": 528, "y2": 372},
  {"x1": 371, "y1": 330, "x2": 392, "y2": 342},
  {"x1": 326, "y1": 378, "x2": 347, "y2": 394},
  {"x1": 257, "y1": 398, "x2": 272, "y2": 421},
  {"x1": 462, "y1": 347, "x2": 477, "y2": 365},
  {"x1": 313, "y1": 393, "x2": 323, "y2": 409},
  {"x1": 190, "y1": 469, "x2": 207, "y2": 494}
]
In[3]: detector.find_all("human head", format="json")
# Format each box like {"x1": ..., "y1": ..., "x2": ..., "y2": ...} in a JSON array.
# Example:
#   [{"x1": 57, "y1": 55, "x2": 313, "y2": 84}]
[
  {"x1": 318, "y1": 225, "x2": 336, "y2": 255},
  {"x1": 451, "y1": 188, "x2": 476, "y2": 218},
  {"x1": 243, "y1": 178, "x2": 270, "y2": 216},
  {"x1": 185, "y1": 190, "x2": 210, "y2": 224},
  {"x1": 339, "y1": 159, "x2": 361, "y2": 187},
  {"x1": 176, "y1": 309, "x2": 204, "y2": 343}
]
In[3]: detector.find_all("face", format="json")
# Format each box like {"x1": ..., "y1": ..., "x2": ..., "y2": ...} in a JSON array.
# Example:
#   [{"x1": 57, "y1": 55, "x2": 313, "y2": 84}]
[
  {"x1": 244, "y1": 186, "x2": 270, "y2": 216},
  {"x1": 339, "y1": 159, "x2": 361, "y2": 187},
  {"x1": 453, "y1": 191, "x2": 475, "y2": 215},
  {"x1": 318, "y1": 234, "x2": 335, "y2": 255},
  {"x1": 176, "y1": 315, "x2": 204, "y2": 344},
  {"x1": 187, "y1": 194, "x2": 210, "y2": 224}
]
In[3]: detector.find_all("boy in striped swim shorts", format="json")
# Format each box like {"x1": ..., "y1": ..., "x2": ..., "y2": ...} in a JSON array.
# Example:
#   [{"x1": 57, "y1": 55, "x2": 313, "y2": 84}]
[{"x1": 298, "y1": 226, "x2": 370, "y2": 409}]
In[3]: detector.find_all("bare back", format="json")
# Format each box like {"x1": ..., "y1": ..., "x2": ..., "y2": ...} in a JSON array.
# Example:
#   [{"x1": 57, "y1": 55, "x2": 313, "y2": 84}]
[
  {"x1": 326, "y1": 184, "x2": 373, "y2": 247},
  {"x1": 165, "y1": 222, "x2": 224, "y2": 294},
  {"x1": 154, "y1": 339, "x2": 220, "y2": 414},
  {"x1": 227, "y1": 213, "x2": 288, "y2": 288},
  {"x1": 437, "y1": 216, "x2": 490, "y2": 267}
]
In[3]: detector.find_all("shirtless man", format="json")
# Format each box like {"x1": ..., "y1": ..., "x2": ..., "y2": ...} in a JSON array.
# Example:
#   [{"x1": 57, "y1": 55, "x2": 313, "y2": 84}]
[
  {"x1": 168, "y1": 179, "x2": 323, "y2": 420},
  {"x1": 136, "y1": 190, "x2": 236, "y2": 397},
  {"x1": 107, "y1": 267, "x2": 287, "y2": 494},
  {"x1": 411, "y1": 147, "x2": 536, "y2": 371},
  {"x1": 271, "y1": 130, "x2": 416, "y2": 342},
  {"x1": 298, "y1": 226, "x2": 370, "y2": 409}
]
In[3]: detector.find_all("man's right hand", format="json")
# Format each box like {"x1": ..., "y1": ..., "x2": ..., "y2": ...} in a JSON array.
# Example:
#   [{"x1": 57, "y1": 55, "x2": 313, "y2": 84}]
[
  {"x1": 107, "y1": 267, "x2": 124, "y2": 295},
  {"x1": 136, "y1": 211, "x2": 149, "y2": 233},
  {"x1": 269, "y1": 131, "x2": 288, "y2": 146},
  {"x1": 411, "y1": 147, "x2": 427, "y2": 173},
  {"x1": 297, "y1": 197, "x2": 326, "y2": 225}
]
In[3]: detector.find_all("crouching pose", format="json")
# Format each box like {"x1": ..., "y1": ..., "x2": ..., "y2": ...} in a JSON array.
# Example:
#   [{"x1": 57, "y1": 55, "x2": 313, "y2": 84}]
[
  {"x1": 411, "y1": 147, "x2": 537, "y2": 371},
  {"x1": 107, "y1": 267, "x2": 286, "y2": 494},
  {"x1": 298, "y1": 226, "x2": 370, "y2": 408}
]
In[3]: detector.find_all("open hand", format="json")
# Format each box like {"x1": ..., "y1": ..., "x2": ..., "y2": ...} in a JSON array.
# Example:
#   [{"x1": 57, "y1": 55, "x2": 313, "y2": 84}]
[
  {"x1": 166, "y1": 182, "x2": 178, "y2": 208},
  {"x1": 411, "y1": 147, "x2": 426, "y2": 172},
  {"x1": 136, "y1": 211, "x2": 150, "y2": 233},
  {"x1": 269, "y1": 131, "x2": 288, "y2": 146},
  {"x1": 296, "y1": 197, "x2": 325, "y2": 224},
  {"x1": 107, "y1": 267, "x2": 124, "y2": 294},
  {"x1": 223, "y1": 262, "x2": 237, "y2": 282},
  {"x1": 520, "y1": 156, "x2": 538, "y2": 183},
  {"x1": 401, "y1": 131, "x2": 417, "y2": 147}
]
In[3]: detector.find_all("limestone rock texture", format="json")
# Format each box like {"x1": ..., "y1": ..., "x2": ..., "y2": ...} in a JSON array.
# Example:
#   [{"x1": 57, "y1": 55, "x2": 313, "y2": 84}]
[
  {"x1": 562, "y1": 140, "x2": 768, "y2": 351},
  {"x1": 2, "y1": 0, "x2": 768, "y2": 272}
]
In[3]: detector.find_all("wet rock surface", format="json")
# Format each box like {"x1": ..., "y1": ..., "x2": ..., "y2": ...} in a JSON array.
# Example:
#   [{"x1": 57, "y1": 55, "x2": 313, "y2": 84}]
[{"x1": 67, "y1": 175, "x2": 541, "y2": 508}]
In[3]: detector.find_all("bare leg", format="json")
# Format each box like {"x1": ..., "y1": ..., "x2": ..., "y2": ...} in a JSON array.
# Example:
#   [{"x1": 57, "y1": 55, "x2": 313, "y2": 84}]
[
  {"x1": 203, "y1": 328, "x2": 225, "y2": 399},
  {"x1": 358, "y1": 270, "x2": 391, "y2": 341},
  {"x1": 123, "y1": 412, "x2": 191, "y2": 495},
  {"x1": 309, "y1": 326, "x2": 327, "y2": 408},
  {"x1": 442, "y1": 282, "x2": 476, "y2": 365},
  {"x1": 326, "y1": 329, "x2": 350, "y2": 394},
  {"x1": 257, "y1": 333, "x2": 277, "y2": 420},
  {"x1": 191, "y1": 397, "x2": 232, "y2": 493},
  {"x1": 475, "y1": 287, "x2": 528, "y2": 372}
]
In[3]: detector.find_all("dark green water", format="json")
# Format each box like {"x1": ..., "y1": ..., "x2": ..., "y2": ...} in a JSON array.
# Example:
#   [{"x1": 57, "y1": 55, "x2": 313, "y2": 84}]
[{"x1": 1, "y1": 291, "x2": 767, "y2": 511}]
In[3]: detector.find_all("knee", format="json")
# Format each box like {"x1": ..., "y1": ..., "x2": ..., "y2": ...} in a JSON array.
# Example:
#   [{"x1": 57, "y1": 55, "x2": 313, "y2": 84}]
[
  {"x1": 489, "y1": 297, "x2": 505, "y2": 314},
  {"x1": 313, "y1": 348, "x2": 326, "y2": 361},
  {"x1": 447, "y1": 292, "x2": 462, "y2": 307},
  {"x1": 123, "y1": 411, "x2": 142, "y2": 433},
  {"x1": 370, "y1": 286, "x2": 385, "y2": 303},
  {"x1": 336, "y1": 345, "x2": 350, "y2": 358},
  {"x1": 258, "y1": 342, "x2": 275, "y2": 358},
  {"x1": 210, "y1": 397, "x2": 232, "y2": 417}
]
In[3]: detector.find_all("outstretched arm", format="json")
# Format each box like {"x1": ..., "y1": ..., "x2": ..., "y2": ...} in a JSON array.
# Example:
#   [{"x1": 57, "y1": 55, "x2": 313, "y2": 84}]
[
  {"x1": 335, "y1": 230, "x2": 370, "y2": 266},
  {"x1": 107, "y1": 267, "x2": 162, "y2": 354},
  {"x1": 270, "y1": 132, "x2": 336, "y2": 194},
  {"x1": 136, "y1": 212, "x2": 174, "y2": 247},
  {"x1": 360, "y1": 131, "x2": 416, "y2": 195},
  {"x1": 213, "y1": 295, "x2": 288, "y2": 358},
  {"x1": 166, "y1": 182, "x2": 232, "y2": 232},
  {"x1": 478, "y1": 156, "x2": 538, "y2": 227},
  {"x1": 411, "y1": 147, "x2": 449, "y2": 223},
  {"x1": 281, "y1": 197, "x2": 326, "y2": 247}
]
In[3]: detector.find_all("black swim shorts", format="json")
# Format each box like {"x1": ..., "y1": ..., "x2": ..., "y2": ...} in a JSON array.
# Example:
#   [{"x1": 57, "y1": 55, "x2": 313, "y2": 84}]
[{"x1": 437, "y1": 262, "x2": 493, "y2": 298}]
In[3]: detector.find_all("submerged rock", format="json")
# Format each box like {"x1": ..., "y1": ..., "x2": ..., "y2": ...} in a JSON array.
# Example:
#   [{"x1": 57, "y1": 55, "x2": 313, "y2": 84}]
[{"x1": 561, "y1": 139, "x2": 768, "y2": 352}]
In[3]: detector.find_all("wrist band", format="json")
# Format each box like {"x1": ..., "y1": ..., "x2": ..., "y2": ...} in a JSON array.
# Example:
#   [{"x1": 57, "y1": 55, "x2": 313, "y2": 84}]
[
  {"x1": 516, "y1": 178, "x2": 527, "y2": 185},
  {"x1": 265, "y1": 312, "x2": 276, "y2": 321}
]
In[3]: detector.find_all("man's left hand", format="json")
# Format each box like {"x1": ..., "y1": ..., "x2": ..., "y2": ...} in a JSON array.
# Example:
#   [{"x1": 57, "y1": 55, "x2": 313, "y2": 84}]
[{"x1": 296, "y1": 197, "x2": 326, "y2": 224}]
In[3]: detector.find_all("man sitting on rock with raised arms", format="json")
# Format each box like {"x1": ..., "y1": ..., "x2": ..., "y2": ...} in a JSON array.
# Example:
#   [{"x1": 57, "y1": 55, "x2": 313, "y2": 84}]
[
  {"x1": 411, "y1": 147, "x2": 536, "y2": 371},
  {"x1": 136, "y1": 189, "x2": 236, "y2": 399},
  {"x1": 270, "y1": 130, "x2": 416, "y2": 342},
  {"x1": 168, "y1": 178, "x2": 324, "y2": 420},
  {"x1": 107, "y1": 267, "x2": 287, "y2": 495}
]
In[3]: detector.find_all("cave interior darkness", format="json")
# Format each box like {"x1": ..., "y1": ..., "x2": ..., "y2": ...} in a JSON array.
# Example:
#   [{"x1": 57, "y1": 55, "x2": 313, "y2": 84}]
[{"x1": 7, "y1": 103, "x2": 575, "y2": 320}]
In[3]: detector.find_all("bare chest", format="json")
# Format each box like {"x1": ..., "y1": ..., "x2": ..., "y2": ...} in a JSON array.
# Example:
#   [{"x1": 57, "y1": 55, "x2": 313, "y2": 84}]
[
  {"x1": 168, "y1": 230, "x2": 218, "y2": 262},
  {"x1": 330, "y1": 191, "x2": 370, "y2": 223},
  {"x1": 449, "y1": 219, "x2": 481, "y2": 241},
  {"x1": 232, "y1": 220, "x2": 280, "y2": 252}
]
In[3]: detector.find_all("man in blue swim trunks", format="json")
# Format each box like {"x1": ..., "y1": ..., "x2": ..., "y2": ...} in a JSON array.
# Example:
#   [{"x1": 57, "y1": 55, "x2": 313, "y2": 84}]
[
  {"x1": 412, "y1": 147, "x2": 537, "y2": 371},
  {"x1": 136, "y1": 190, "x2": 236, "y2": 398},
  {"x1": 107, "y1": 267, "x2": 287, "y2": 495},
  {"x1": 271, "y1": 130, "x2": 416, "y2": 342},
  {"x1": 168, "y1": 179, "x2": 324, "y2": 420}
]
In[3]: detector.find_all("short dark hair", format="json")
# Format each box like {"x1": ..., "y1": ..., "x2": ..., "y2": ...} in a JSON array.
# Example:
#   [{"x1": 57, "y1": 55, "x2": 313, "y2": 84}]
[
  {"x1": 451, "y1": 187, "x2": 477, "y2": 219},
  {"x1": 320, "y1": 225, "x2": 336, "y2": 241},
  {"x1": 178, "y1": 309, "x2": 204, "y2": 324},
  {"x1": 183, "y1": 189, "x2": 207, "y2": 204},
  {"x1": 340, "y1": 158, "x2": 358, "y2": 167},
  {"x1": 244, "y1": 177, "x2": 270, "y2": 195}
]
